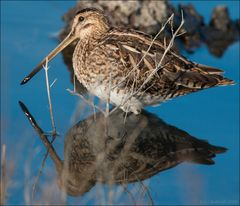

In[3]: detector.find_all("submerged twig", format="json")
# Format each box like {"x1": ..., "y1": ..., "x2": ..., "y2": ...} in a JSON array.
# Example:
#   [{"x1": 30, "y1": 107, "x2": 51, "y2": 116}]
[
  {"x1": 19, "y1": 101, "x2": 63, "y2": 200},
  {"x1": 19, "y1": 99, "x2": 56, "y2": 140}
]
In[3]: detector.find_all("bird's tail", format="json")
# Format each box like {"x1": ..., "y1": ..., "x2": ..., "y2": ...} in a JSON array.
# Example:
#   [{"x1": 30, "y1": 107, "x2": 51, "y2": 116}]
[{"x1": 193, "y1": 63, "x2": 235, "y2": 87}]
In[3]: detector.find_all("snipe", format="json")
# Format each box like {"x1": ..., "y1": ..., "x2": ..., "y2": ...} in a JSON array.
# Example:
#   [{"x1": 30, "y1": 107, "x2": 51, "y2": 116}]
[{"x1": 21, "y1": 8, "x2": 234, "y2": 114}]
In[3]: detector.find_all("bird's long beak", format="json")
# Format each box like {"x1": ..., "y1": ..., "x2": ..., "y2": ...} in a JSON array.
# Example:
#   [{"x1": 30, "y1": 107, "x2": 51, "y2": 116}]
[{"x1": 20, "y1": 31, "x2": 77, "y2": 85}]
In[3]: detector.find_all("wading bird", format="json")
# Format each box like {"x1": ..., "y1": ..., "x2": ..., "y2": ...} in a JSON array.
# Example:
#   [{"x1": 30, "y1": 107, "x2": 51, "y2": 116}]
[{"x1": 21, "y1": 8, "x2": 234, "y2": 114}]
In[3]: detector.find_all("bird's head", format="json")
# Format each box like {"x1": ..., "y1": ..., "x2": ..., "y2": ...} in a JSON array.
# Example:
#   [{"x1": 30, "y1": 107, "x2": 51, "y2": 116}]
[
  {"x1": 20, "y1": 8, "x2": 111, "y2": 85},
  {"x1": 51, "y1": 8, "x2": 111, "y2": 57},
  {"x1": 71, "y1": 8, "x2": 110, "y2": 39}
]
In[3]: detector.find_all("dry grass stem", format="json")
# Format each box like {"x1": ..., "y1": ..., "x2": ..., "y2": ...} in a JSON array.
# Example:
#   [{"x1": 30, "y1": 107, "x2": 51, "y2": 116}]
[
  {"x1": 112, "y1": 14, "x2": 175, "y2": 91},
  {"x1": 67, "y1": 89, "x2": 105, "y2": 114},
  {"x1": 139, "y1": 180, "x2": 154, "y2": 206},
  {"x1": 109, "y1": 12, "x2": 185, "y2": 114},
  {"x1": 106, "y1": 69, "x2": 112, "y2": 117},
  {"x1": 139, "y1": 12, "x2": 184, "y2": 92},
  {"x1": 29, "y1": 59, "x2": 59, "y2": 200},
  {"x1": 43, "y1": 58, "x2": 57, "y2": 138},
  {"x1": 73, "y1": 74, "x2": 76, "y2": 93},
  {"x1": 122, "y1": 185, "x2": 137, "y2": 205},
  {"x1": 50, "y1": 78, "x2": 57, "y2": 88}
]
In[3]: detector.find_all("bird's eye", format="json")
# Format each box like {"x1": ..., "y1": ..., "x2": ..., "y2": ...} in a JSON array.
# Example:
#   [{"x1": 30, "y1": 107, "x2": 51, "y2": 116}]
[{"x1": 79, "y1": 16, "x2": 85, "y2": 22}]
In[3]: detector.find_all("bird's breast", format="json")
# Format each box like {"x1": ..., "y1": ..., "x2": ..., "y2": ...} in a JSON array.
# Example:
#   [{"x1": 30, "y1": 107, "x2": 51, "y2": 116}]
[
  {"x1": 72, "y1": 40, "x2": 119, "y2": 87},
  {"x1": 72, "y1": 40, "x2": 95, "y2": 86}
]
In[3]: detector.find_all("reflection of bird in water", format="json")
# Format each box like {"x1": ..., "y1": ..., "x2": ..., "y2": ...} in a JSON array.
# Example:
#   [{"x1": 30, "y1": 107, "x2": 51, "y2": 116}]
[
  {"x1": 18, "y1": 101, "x2": 227, "y2": 197},
  {"x1": 21, "y1": 8, "x2": 234, "y2": 114},
  {"x1": 60, "y1": 109, "x2": 226, "y2": 196}
]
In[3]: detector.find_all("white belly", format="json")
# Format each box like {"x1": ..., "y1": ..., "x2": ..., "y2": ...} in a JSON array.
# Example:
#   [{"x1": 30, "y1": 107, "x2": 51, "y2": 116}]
[{"x1": 90, "y1": 85, "x2": 143, "y2": 114}]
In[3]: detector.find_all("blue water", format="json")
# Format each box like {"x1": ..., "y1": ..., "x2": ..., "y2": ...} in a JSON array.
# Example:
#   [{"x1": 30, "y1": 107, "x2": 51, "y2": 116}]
[{"x1": 1, "y1": 0, "x2": 239, "y2": 205}]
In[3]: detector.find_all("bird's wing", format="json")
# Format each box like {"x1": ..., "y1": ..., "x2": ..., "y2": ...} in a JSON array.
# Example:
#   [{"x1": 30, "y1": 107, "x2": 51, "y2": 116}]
[{"x1": 101, "y1": 28, "x2": 234, "y2": 97}]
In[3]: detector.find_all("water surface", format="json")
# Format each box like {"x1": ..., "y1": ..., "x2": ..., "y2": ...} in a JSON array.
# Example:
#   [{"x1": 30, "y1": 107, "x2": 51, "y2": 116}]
[{"x1": 1, "y1": 0, "x2": 239, "y2": 205}]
